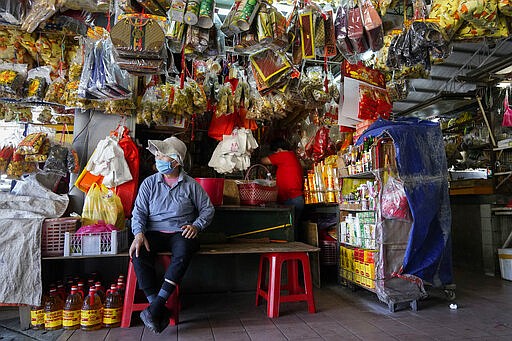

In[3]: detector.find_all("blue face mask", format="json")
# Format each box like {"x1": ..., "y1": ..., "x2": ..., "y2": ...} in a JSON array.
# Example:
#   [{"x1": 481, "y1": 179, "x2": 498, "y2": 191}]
[{"x1": 156, "y1": 159, "x2": 174, "y2": 174}]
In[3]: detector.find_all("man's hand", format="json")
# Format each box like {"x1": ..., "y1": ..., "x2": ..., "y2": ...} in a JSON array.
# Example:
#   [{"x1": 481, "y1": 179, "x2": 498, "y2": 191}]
[
  {"x1": 181, "y1": 225, "x2": 199, "y2": 239},
  {"x1": 129, "y1": 232, "x2": 150, "y2": 258}
]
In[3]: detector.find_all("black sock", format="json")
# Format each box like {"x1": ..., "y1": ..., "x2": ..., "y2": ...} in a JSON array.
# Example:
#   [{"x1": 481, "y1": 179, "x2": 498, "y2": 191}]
[{"x1": 149, "y1": 280, "x2": 175, "y2": 318}]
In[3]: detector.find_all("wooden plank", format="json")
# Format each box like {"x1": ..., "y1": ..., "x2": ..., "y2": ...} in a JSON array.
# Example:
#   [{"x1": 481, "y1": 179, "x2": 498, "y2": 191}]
[
  {"x1": 105, "y1": 325, "x2": 144, "y2": 341},
  {"x1": 450, "y1": 186, "x2": 494, "y2": 195},
  {"x1": 43, "y1": 242, "x2": 320, "y2": 260},
  {"x1": 67, "y1": 327, "x2": 109, "y2": 341}
]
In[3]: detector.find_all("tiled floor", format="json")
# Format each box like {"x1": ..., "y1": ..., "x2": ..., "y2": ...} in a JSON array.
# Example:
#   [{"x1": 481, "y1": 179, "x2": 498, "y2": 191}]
[{"x1": 2, "y1": 268, "x2": 512, "y2": 340}]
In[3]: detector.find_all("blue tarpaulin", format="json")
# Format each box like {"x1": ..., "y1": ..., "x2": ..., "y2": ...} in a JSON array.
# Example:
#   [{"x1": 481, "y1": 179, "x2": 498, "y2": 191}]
[{"x1": 357, "y1": 118, "x2": 453, "y2": 287}]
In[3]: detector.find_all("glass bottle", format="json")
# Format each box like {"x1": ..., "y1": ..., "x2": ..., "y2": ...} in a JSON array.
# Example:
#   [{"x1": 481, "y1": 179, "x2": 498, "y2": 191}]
[
  {"x1": 103, "y1": 284, "x2": 123, "y2": 328},
  {"x1": 63, "y1": 286, "x2": 83, "y2": 330},
  {"x1": 44, "y1": 288, "x2": 63, "y2": 331},
  {"x1": 81, "y1": 287, "x2": 103, "y2": 331}
]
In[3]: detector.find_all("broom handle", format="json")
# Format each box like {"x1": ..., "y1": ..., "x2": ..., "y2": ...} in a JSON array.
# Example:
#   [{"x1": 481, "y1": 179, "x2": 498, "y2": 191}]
[{"x1": 227, "y1": 223, "x2": 292, "y2": 238}]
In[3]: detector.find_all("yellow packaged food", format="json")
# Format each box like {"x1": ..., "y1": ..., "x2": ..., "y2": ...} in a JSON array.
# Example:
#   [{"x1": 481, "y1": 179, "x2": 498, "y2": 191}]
[
  {"x1": 458, "y1": 0, "x2": 498, "y2": 30},
  {"x1": 17, "y1": 133, "x2": 47, "y2": 155},
  {"x1": 455, "y1": 14, "x2": 509, "y2": 40},
  {"x1": 429, "y1": 0, "x2": 463, "y2": 39},
  {"x1": 498, "y1": 0, "x2": 512, "y2": 15}
]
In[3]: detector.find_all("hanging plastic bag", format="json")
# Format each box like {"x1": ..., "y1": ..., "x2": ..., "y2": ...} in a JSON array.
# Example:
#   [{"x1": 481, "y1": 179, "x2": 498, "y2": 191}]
[
  {"x1": 361, "y1": 0, "x2": 384, "y2": 51},
  {"x1": 381, "y1": 175, "x2": 412, "y2": 221},
  {"x1": 502, "y1": 89, "x2": 512, "y2": 127},
  {"x1": 81, "y1": 183, "x2": 125, "y2": 229}
]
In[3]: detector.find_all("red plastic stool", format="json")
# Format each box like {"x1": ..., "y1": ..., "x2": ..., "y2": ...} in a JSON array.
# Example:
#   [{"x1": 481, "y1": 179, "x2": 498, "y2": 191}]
[
  {"x1": 121, "y1": 255, "x2": 180, "y2": 328},
  {"x1": 255, "y1": 252, "x2": 316, "y2": 318}
]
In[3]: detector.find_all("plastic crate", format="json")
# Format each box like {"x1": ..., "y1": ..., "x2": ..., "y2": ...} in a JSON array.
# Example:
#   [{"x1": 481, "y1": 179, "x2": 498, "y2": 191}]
[
  {"x1": 320, "y1": 240, "x2": 338, "y2": 266},
  {"x1": 63, "y1": 229, "x2": 129, "y2": 256},
  {"x1": 41, "y1": 217, "x2": 81, "y2": 257}
]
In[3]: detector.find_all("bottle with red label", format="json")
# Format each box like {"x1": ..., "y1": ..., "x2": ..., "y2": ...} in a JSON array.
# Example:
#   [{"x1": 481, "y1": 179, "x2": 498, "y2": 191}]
[
  {"x1": 81, "y1": 287, "x2": 103, "y2": 331},
  {"x1": 103, "y1": 284, "x2": 123, "y2": 328},
  {"x1": 63, "y1": 286, "x2": 83, "y2": 330},
  {"x1": 44, "y1": 288, "x2": 63, "y2": 331}
]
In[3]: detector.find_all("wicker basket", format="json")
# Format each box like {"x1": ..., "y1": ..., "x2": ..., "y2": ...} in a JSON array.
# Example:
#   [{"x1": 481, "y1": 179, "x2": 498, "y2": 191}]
[
  {"x1": 237, "y1": 164, "x2": 278, "y2": 206},
  {"x1": 41, "y1": 217, "x2": 81, "y2": 257}
]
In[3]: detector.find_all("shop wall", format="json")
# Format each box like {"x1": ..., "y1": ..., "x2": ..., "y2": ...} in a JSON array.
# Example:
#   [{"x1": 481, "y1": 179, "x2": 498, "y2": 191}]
[{"x1": 69, "y1": 110, "x2": 135, "y2": 215}]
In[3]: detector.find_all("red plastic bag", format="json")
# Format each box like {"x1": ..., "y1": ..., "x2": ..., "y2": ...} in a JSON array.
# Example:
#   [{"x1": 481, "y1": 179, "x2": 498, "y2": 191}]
[
  {"x1": 208, "y1": 112, "x2": 237, "y2": 141},
  {"x1": 503, "y1": 90, "x2": 512, "y2": 127},
  {"x1": 381, "y1": 176, "x2": 412, "y2": 221}
]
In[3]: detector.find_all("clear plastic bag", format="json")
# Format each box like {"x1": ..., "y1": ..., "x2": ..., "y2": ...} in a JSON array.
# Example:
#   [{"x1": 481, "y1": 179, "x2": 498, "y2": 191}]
[{"x1": 381, "y1": 175, "x2": 412, "y2": 221}]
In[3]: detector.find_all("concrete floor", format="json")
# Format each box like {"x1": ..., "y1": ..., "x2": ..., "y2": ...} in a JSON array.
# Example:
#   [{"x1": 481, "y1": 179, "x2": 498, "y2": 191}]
[{"x1": 1, "y1": 268, "x2": 512, "y2": 340}]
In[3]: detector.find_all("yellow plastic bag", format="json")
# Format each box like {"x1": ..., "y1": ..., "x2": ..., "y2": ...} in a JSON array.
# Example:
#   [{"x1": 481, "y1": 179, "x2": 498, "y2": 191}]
[{"x1": 81, "y1": 183, "x2": 125, "y2": 229}]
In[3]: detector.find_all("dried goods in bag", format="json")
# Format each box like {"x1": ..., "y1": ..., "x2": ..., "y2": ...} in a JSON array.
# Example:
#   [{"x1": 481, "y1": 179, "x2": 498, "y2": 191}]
[
  {"x1": 429, "y1": 0, "x2": 463, "y2": 39},
  {"x1": 0, "y1": 63, "x2": 27, "y2": 98},
  {"x1": 334, "y1": 5, "x2": 355, "y2": 57},
  {"x1": 347, "y1": 6, "x2": 368, "y2": 53},
  {"x1": 361, "y1": 0, "x2": 384, "y2": 52},
  {"x1": 498, "y1": 0, "x2": 512, "y2": 16},
  {"x1": 25, "y1": 66, "x2": 51, "y2": 101},
  {"x1": 458, "y1": 0, "x2": 498, "y2": 31}
]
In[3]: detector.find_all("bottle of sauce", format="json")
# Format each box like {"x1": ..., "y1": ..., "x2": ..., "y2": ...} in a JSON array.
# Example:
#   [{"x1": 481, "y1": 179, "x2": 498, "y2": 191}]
[
  {"x1": 103, "y1": 284, "x2": 123, "y2": 328},
  {"x1": 94, "y1": 282, "x2": 106, "y2": 305},
  {"x1": 63, "y1": 285, "x2": 83, "y2": 330},
  {"x1": 116, "y1": 277, "x2": 125, "y2": 301},
  {"x1": 77, "y1": 281, "x2": 86, "y2": 300},
  {"x1": 30, "y1": 294, "x2": 46, "y2": 330},
  {"x1": 81, "y1": 287, "x2": 103, "y2": 331},
  {"x1": 44, "y1": 288, "x2": 63, "y2": 331}
]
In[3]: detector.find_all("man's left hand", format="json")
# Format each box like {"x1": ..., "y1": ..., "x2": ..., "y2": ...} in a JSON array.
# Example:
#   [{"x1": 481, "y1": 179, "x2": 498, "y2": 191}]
[{"x1": 181, "y1": 224, "x2": 198, "y2": 239}]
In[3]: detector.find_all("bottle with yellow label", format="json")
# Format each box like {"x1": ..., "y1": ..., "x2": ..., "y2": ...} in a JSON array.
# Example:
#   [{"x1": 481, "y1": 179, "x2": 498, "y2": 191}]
[
  {"x1": 81, "y1": 287, "x2": 103, "y2": 331},
  {"x1": 103, "y1": 284, "x2": 123, "y2": 328},
  {"x1": 44, "y1": 288, "x2": 63, "y2": 331},
  {"x1": 63, "y1": 285, "x2": 83, "y2": 330},
  {"x1": 30, "y1": 294, "x2": 47, "y2": 330}
]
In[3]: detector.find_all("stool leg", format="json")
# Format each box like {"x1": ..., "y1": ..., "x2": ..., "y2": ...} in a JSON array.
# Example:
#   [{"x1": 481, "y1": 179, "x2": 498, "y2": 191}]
[
  {"x1": 255, "y1": 255, "x2": 266, "y2": 306},
  {"x1": 166, "y1": 286, "x2": 179, "y2": 326},
  {"x1": 286, "y1": 259, "x2": 302, "y2": 295},
  {"x1": 121, "y1": 260, "x2": 137, "y2": 328},
  {"x1": 301, "y1": 254, "x2": 316, "y2": 314},
  {"x1": 267, "y1": 255, "x2": 282, "y2": 318}
]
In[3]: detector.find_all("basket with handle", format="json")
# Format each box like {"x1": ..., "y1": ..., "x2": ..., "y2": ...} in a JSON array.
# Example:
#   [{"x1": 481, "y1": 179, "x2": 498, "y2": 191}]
[{"x1": 237, "y1": 164, "x2": 278, "y2": 206}]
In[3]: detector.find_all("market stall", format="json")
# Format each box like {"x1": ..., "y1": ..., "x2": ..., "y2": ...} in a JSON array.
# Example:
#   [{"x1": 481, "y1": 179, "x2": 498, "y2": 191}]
[{"x1": 1, "y1": 0, "x2": 512, "y2": 331}]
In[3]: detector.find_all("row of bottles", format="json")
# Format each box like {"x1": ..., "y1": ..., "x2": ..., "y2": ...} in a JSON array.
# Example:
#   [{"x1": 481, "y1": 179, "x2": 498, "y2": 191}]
[
  {"x1": 31, "y1": 274, "x2": 125, "y2": 331},
  {"x1": 342, "y1": 137, "x2": 375, "y2": 175},
  {"x1": 304, "y1": 157, "x2": 340, "y2": 204}
]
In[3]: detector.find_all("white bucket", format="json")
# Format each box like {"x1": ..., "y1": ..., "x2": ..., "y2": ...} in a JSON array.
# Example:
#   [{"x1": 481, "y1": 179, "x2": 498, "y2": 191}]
[{"x1": 498, "y1": 248, "x2": 512, "y2": 281}]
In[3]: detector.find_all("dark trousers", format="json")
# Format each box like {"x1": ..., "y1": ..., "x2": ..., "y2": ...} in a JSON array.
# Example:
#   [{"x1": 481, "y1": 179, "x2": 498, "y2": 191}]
[{"x1": 131, "y1": 231, "x2": 200, "y2": 296}]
